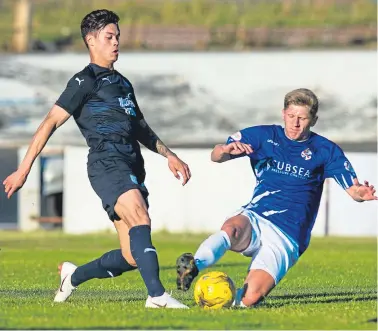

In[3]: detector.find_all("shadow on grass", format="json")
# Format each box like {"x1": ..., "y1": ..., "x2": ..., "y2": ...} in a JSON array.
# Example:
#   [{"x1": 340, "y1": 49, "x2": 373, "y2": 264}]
[
  {"x1": 263, "y1": 290, "x2": 377, "y2": 308},
  {"x1": 160, "y1": 261, "x2": 246, "y2": 271},
  {"x1": 0, "y1": 289, "x2": 147, "y2": 302}
]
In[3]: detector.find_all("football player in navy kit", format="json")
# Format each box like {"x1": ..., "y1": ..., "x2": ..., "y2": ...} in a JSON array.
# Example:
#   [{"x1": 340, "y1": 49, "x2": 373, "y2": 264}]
[{"x1": 4, "y1": 9, "x2": 190, "y2": 309}]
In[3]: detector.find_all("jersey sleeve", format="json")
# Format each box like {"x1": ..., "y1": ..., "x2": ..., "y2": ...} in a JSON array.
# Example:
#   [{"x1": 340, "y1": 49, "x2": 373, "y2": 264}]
[
  {"x1": 226, "y1": 126, "x2": 265, "y2": 159},
  {"x1": 129, "y1": 90, "x2": 159, "y2": 151},
  {"x1": 55, "y1": 74, "x2": 94, "y2": 115},
  {"x1": 324, "y1": 144, "x2": 357, "y2": 189}
]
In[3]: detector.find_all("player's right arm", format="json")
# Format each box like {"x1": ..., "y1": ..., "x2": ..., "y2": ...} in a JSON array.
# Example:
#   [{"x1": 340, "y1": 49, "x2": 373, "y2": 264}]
[
  {"x1": 211, "y1": 142, "x2": 253, "y2": 163},
  {"x1": 3, "y1": 72, "x2": 93, "y2": 199},
  {"x1": 211, "y1": 127, "x2": 265, "y2": 163},
  {"x1": 3, "y1": 105, "x2": 70, "y2": 199}
]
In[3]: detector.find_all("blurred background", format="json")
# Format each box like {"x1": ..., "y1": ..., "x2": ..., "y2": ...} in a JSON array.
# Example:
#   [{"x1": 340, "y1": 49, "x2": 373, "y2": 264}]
[{"x1": 0, "y1": 0, "x2": 376, "y2": 235}]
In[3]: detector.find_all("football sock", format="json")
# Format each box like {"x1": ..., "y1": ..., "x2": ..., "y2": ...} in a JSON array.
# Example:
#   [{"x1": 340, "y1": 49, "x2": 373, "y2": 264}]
[
  {"x1": 129, "y1": 224, "x2": 165, "y2": 297},
  {"x1": 194, "y1": 230, "x2": 231, "y2": 271},
  {"x1": 70, "y1": 249, "x2": 137, "y2": 287}
]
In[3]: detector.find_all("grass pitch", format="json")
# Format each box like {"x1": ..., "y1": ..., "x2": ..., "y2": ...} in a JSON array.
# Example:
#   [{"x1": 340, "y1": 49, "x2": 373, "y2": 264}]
[{"x1": 0, "y1": 231, "x2": 376, "y2": 330}]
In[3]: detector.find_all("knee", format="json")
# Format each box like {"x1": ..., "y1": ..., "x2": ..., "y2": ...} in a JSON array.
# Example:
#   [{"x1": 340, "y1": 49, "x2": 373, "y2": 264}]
[
  {"x1": 116, "y1": 201, "x2": 150, "y2": 227},
  {"x1": 221, "y1": 223, "x2": 241, "y2": 245},
  {"x1": 242, "y1": 290, "x2": 265, "y2": 307},
  {"x1": 121, "y1": 250, "x2": 137, "y2": 268}
]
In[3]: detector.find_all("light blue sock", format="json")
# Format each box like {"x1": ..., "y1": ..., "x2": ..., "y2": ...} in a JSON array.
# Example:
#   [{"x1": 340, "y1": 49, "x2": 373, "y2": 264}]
[{"x1": 194, "y1": 230, "x2": 231, "y2": 271}]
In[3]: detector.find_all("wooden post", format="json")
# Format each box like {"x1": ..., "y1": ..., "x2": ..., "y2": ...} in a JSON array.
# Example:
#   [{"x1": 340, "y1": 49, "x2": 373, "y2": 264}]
[{"x1": 12, "y1": 0, "x2": 32, "y2": 53}]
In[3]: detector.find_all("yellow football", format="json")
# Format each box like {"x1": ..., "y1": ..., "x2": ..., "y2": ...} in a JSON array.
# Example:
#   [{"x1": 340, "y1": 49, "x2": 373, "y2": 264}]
[{"x1": 194, "y1": 271, "x2": 236, "y2": 310}]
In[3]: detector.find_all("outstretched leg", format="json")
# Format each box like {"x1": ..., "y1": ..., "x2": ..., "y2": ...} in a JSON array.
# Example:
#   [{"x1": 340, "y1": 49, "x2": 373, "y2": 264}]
[
  {"x1": 177, "y1": 213, "x2": 254, "y2": 291},
  {"x1": 54, "y1": 221, "x2": 137, "y2": 303},
  {"x1": 115, "y1": 189, "x2": 188, "y2": 309},
  {"x1": 234, "y1": 215, "x2": 299, "y2": 308}
]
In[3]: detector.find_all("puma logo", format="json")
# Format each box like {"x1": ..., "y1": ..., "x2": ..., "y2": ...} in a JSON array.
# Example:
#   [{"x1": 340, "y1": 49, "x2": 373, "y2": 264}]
[
  {"x1": 102, "y1": 77, "x2": 111, "y2": 84},
  {"x1": 75, "y1": 77, "x2": 84, "y2": 85}
]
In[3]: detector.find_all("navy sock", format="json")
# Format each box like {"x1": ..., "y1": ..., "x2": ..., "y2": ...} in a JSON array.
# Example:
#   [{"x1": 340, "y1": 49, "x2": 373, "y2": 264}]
[
  {"x1": 71, "y1": 249, "x2": 137, "y2": 287},
  {"x1": 129, "y1": 224, "x2": 165, "y2": 297}
]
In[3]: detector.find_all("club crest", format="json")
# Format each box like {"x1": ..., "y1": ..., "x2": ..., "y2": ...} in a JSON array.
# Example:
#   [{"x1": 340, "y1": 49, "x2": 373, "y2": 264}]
[{"x1": 301, "y1": 148, "x2": 312, "y2": 160}]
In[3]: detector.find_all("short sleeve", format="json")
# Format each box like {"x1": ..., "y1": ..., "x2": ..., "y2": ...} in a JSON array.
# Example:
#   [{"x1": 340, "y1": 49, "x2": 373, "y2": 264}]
[
  {"x1": 55, "y1": 74, "x2": 94, "y2": 115},
  {"x1": 226, "y1": 126, "x2": 266, "y2": 159},
  {"x1": 324, "y1": 145, "x2": 357, "y2": 189}
]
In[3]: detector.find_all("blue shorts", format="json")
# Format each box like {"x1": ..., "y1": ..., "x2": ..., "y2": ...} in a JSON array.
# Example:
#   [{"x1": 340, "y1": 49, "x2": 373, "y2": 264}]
[{"x1": 87, "y1": 157, "x2": 149, "y2": 221}]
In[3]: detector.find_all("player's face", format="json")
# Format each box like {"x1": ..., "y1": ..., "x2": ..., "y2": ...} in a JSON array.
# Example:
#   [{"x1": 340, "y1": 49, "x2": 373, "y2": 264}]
[
  {"x1": 88, "y1": 23, "x2": 120, "y2": 65},
  {"x1": 282, "y1": 104, "x2": 317, "y2": 141}
]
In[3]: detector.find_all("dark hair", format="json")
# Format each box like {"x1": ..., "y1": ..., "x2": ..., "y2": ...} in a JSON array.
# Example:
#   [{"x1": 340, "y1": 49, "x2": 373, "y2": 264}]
[{"x1": 81, "y1": 9, "x2": 120, "y2": 47}]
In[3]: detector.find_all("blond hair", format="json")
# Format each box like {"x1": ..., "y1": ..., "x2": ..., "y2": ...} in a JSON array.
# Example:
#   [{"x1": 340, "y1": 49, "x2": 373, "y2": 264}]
[{"x1": 284, "y1": 88, "x2": 319, "y2": 117}]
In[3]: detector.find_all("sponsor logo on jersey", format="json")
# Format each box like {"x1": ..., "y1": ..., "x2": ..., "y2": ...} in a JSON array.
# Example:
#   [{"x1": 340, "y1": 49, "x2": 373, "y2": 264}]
[
  {"x1": 272, "y1": 160, "x2": 311, "y2": 178},
  {"x1": 118, "y1": 93, "x2": 136, "y2": 116},
  {"x1": 255, "y1": 158, "x2": 311, "y2": 179}
]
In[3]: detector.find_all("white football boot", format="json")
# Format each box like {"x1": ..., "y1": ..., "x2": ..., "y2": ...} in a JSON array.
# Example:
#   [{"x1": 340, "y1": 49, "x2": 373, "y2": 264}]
[
  {"x1": 145, "y1": 292, "x2": 189, "y2": 309},
  {"x1": 53, "y1": 262, "x2": 77, "y2": 303}
]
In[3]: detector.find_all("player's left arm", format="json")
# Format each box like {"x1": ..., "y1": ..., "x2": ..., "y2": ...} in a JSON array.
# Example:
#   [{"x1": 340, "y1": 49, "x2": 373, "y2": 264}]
[
  {"x1": 135, "y1": 116, "x2": 191, "y2": 186},
  {"x1": 345, "y1": 179, "x2": 377, "y2": 202},
  {"x1": 324, "y1": 145, "x2": 377, "y2": 202}
]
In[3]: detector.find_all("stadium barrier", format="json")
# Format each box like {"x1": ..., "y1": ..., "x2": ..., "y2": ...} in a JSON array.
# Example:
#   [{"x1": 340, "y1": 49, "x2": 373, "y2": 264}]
[{"x1": 18, "y1": 146, "x2": 377, "y2": 237}]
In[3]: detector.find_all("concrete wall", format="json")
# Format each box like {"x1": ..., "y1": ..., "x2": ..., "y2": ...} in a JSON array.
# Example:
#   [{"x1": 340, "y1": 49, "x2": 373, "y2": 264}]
[
  {"x1": 2, "y1": 51, "x2": 376, "y2": 146},
  {"x1": 63, "y1": 147, "x2": 377, "y2": 237},
  {"x1": 0, "y1": 148, "x2": 18, "y2": 226}
]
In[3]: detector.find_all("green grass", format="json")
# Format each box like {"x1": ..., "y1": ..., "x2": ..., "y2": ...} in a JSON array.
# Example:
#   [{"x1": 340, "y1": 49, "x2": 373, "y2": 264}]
[
  {"x1": 0, "y1": 0, "x2": 376, "y2": 49},
  {"x1": 0, "y1": 231, "x2": 376, "y2": 330}
]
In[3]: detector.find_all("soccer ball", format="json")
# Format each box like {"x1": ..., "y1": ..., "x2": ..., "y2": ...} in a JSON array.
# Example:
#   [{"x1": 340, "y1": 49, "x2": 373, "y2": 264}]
[{"x1": 194, "y1": 271, "x2": 236, "y2": 310}]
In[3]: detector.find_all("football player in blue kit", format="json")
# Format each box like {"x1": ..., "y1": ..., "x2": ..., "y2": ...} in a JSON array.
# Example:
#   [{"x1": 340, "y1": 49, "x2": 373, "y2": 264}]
[
  {"x1": 176, "y1": 88, "x2": 377, "y2": 307},
  {"x1": 3, "y1": 9, "x2": 191, "y2": 309}
]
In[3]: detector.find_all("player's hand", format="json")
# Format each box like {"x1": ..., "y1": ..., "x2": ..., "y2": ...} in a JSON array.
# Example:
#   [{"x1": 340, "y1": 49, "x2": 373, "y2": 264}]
[
  {"x1": 222, "y1": 142, "x2": 253, "y2": 156},
  {"x1": 167, "y1": 154, "x2": 191, "y2": 186},
  {"x1": 3, "y1": 170, "x2": 27, "y2": 199},
  {"x1": 356, "y1": 180, "x2": 378, "y2": 201}
]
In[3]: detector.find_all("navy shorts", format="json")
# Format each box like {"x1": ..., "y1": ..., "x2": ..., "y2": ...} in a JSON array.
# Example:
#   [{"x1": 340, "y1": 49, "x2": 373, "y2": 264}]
[{"x1": 87, "y1": 157, "x2": 149, "y2": 221}]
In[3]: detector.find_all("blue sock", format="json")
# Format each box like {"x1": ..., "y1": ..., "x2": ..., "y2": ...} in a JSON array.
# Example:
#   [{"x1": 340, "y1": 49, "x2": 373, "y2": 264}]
[
  {"x1": 129, "y1": 224, "x2": 165, "y2": 297},
  {"x1": 71, "y1": 249, "x2": 137, "y2": 287}
]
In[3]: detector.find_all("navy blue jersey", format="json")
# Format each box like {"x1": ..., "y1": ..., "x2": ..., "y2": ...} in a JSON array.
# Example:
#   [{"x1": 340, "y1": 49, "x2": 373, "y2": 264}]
[
  {"x1": 56, "y1": 63, "x2": 157, "y2": 177},
  {"x1": 227, "y1": 125, "x2": 357, "y2": 255}
]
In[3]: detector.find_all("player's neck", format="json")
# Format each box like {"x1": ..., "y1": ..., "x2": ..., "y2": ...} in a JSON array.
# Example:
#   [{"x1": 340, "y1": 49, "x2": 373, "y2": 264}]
[{"x1": 89, "y1": 55, "x2": 114, "y2": 70}]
